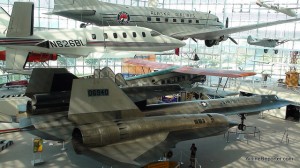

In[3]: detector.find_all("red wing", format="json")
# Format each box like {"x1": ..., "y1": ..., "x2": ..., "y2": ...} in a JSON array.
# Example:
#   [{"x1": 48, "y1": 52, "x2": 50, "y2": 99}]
[
  {"x1": 124, "y1": 59, "x2": 174, "y2": 69},
  {"x1": 124, "y1": 59, "x2": 256, "y2": 78},
  {"x1": 173, "y1": 67, "x2": 256, "y2": 78}
]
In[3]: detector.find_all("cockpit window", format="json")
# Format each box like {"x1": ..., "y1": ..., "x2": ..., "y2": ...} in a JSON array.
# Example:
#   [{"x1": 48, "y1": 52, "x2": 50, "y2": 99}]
[{"x1": 150, "y1": 30, "x2": 161, "y2": 37}]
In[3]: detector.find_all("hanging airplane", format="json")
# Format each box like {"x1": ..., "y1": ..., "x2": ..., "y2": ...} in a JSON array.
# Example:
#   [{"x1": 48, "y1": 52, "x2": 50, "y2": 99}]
[
  {"x1": 0, "y1": 2, "x2": 185, "y2": 71},
  {"x1": 51, "y1": 0, "x2": 300, "y2": 47},
  {"x1": 0, "y1": 7, "x2": 59, "y2": 73},
  {"x1": 19, "y1": 68, "x2": 295, "y2": 167},
  {"x1": 120, "y1": 59, "x2": 256, "y2": 97},
  {"x1": 256, "y1": 0, "x2": 299, "y2": 17},
  {"x1": 247, "y1": 35, "x2": 299, "y2": 54}
]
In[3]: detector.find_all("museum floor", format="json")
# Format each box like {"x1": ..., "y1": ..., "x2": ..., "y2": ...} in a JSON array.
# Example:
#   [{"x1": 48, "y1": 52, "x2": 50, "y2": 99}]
[{"x1": 0, "y1": 114, "x2": 299, "y2": 168}]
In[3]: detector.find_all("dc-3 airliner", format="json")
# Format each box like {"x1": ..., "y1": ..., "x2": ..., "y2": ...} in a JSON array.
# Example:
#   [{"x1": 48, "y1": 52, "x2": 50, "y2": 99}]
[
  {"x1": 51, "y1": 0, "x2": 300, "y2": 47},
  {"x1": 0, "y1": 2, "x2": 184, "y2": 71}
]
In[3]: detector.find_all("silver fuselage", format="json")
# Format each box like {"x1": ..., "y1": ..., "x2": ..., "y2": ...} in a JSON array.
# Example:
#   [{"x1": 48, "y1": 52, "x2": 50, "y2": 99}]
[{"x1": 53, "y1": 1, "x2": 224, "y2": 40}]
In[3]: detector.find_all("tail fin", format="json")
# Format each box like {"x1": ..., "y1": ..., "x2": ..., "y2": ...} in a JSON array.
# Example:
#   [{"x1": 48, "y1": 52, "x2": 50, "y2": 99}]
[
  {"x1": 6, "y1": 2, "x2": 34, "y2": 37},
  {"x1": 247, "y1": 35, "x2": 254, "y2": 43},
  {"x1": 25, "y1": 68, "x2": 77, "y2": 98},
  {"x1": 0, "y1": 7, "x2": 10, "y2": 34},
  {"x1": 68, "y1": 78, "x2": 143, "y2": 125}
]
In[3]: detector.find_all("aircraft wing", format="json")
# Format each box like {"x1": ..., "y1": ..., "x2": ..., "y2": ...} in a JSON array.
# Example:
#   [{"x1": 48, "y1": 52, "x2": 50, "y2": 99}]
[
  {"x1": 173, "y1": 66, "x2": 256, "y2": 78},
  {"x1": 124, "y1": 59, "x2": 256, "y2": 78},
  {"x1": 188, "y1": 86, "x2": 239, "y2": 97},
  {"x1": 125, "y1": 59, "x2": 174, "y2": 69},
  {"x1": 74, "y1": 132, "x2": 170, "y2": 167},
  {"x1": 170, "y1": 18, "x2": 300, "y2": 39}
]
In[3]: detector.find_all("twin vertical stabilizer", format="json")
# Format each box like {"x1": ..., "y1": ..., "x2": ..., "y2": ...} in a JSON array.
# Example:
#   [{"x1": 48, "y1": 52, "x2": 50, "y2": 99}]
[{"x1": 68, "y1": 78, "x2": 144, "y2": 125}]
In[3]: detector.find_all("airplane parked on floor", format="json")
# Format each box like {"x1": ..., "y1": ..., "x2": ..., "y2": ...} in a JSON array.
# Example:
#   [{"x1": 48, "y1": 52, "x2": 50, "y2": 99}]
[
  {"x1": 247, "y1": 35, "x2": 299, "y2": 54},
  {"x1": 51, "y1": 0, "x2": 300, "y2": 47},
  {"x1": 19, "y1": 68, "x2": 295, "y2": 167},
  {"x1": 0, "y1": 2, "x2": 185, "y2": 71},
  {"x1": 256, "y1": 0, "x2": 299, "y2": 17}
]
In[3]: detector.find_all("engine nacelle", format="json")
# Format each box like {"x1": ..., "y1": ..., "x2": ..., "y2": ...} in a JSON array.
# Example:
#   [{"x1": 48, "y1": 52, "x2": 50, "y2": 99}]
[
  {"x1": 71, "y1": 114, "x2": 231, "y2": 150},
  {"x1": 205, "y1": 40, "x2": 217, "y2": 47},
  {"x1": 72, "y1": 122, "x2": 120, "y2": 147},
  {"x1": 204, "y1": 35, "x2": 229, "y2": 47}
]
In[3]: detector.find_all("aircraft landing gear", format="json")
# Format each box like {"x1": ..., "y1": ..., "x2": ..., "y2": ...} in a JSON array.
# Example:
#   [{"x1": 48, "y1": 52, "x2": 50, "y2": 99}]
[
  {"x1": 80, "y1": 23, "x2": 91, "y2": 28},
  {"x1": 80, "y1": 23, "x2": 86, "y2": 28},
  {"x1": 274, "y1": 49, "x2": 278, "y2": 54},
  {"x1": 238, "y1": 113, "x2": 246, "y2": 131},
  {"x1": 264, "y1": 49, "x2": 268, "y2": 53}
]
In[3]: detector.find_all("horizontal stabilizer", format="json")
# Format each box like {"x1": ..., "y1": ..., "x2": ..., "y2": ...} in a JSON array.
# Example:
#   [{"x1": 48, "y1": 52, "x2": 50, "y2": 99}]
[
  {"x1": 51, "y1": 10, "x2": 96, "y2": 16},
  {"x1": 7, "y1": 2, "x2": 34, "y2": 37},
  {"x1": 53, "y1": 0, "x2": 99, "y2": 12}
]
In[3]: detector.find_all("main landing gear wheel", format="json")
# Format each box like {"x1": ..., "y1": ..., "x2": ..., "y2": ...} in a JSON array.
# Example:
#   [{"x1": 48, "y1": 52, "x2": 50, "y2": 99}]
[
  {"x1": 80, "y1": 23, "x2": 91, "y2": 28},
  {"x1": 264, "y1": 49, "x2": 268, "y2": 53},
  {"x1": 274, "y1": 49, "x2": 278, "y2": 54},
  {"x1": 237, "y1": 113, "x2": 246, "y2": 131},
  {"x1": 80, "y1": 23, "x2": 86, "y2": 28}
]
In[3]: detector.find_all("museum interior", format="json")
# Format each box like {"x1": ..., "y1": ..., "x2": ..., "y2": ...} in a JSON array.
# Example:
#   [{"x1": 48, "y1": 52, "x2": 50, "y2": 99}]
[{"x1": 0, "y1": 0, "x2": 300, "y2": 168}]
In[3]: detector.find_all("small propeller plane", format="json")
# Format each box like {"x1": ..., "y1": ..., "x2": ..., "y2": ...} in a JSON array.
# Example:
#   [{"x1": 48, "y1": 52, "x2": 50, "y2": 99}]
[
  {"x1": 122, "y1": 59, "x2": 256, "y2": 96},
  {"x1": 247, "y1": 35, "x2": 299, "y2": 54},
  {"x1": 50, "y1": 0, "x2": 300, "y2": 48},
  {"x1": 0, "y1": 2, "x2": 185, "y2": 71},
  {"x1": 256, "y1": 0, "x2": 299, "y2": 17},
  {"x1": 18, "y1": 68, "x2": 295, "y2": 167}
]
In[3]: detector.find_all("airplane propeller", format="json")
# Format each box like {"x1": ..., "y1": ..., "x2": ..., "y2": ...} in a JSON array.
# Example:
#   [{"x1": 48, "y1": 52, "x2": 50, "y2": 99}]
[{"x1": 225, "y1": 17, "x2": 238, "y2": 45}]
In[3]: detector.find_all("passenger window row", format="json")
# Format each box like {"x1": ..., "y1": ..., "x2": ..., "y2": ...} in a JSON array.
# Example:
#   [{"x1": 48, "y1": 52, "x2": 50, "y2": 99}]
[
  {"x1": 103, "y1": 32, "x2": 147, "y2": 39},
  {"x1": 148, "y1": 17, "x2": 200, "y2": 24},
  {"x1": 194, "y1": 118, "x2": 206, "y2": 124}
]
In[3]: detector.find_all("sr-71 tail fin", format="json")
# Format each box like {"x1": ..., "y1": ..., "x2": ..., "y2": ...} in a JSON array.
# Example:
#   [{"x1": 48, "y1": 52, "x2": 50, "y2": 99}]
[{"x1": 68, "y1": 78, "x2": 144, "y2": 125}]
